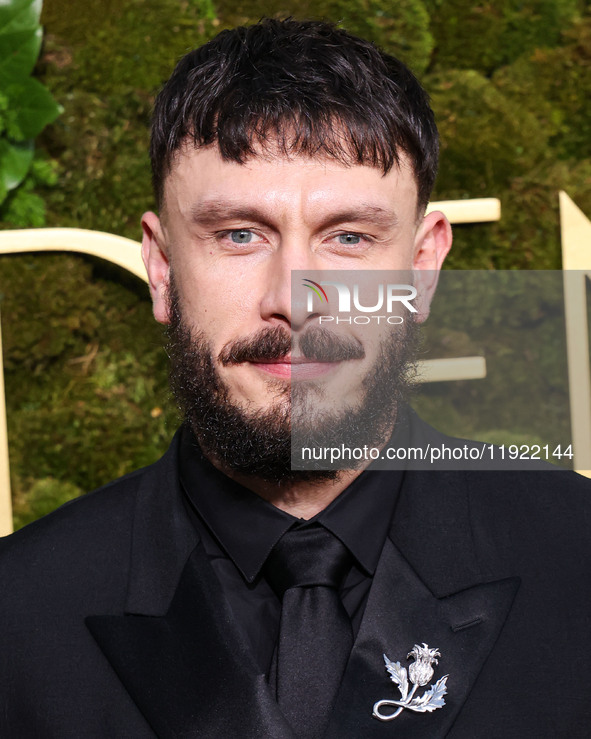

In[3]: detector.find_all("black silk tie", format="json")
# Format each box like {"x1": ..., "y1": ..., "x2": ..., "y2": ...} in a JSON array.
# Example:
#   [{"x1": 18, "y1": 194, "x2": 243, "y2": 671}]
[{"x1": 264, "y1": 524, "x2": 354, "y2": 739}]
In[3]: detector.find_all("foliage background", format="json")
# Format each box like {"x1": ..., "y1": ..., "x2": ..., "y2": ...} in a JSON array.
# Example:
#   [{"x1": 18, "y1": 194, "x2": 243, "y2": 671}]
[
  {"x1": 0, "y1": 0, "x2": 61, "y2": 230},
  {"x1": 2, "y1": 0, "x2": 591, "y2": 527}
]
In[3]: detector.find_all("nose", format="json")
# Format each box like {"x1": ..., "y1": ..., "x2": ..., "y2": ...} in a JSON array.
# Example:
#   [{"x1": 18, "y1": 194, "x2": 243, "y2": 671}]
[{"x1": 259, "y1": 242, "x2": 328, "y2": 332}]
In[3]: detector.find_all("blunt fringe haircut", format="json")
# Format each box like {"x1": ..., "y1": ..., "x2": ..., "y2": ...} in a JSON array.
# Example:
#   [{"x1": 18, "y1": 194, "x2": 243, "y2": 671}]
[{"x1": 150, "y1": 18, "x2": 439, "y2": 211}]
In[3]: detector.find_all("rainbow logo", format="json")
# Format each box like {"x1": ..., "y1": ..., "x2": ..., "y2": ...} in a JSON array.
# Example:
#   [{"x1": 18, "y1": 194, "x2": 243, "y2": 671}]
[{"x1": 302, "y1": 278, "x2": 329, "y2": 304}]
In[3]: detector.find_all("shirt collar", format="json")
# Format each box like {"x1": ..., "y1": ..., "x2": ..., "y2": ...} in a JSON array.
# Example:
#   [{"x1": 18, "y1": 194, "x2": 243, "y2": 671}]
[
  {"x1": 313, "y1": 469, "x2": 403, "y2": 575},
  {"x1": 179, "y1": 426, "x2": 403, "y2": 583}
]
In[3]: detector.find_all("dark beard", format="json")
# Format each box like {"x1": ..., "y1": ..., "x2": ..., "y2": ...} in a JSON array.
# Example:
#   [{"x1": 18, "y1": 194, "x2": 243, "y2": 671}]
[{"x1": 166, "y1": 278, "x2": 419, "y2": 485}]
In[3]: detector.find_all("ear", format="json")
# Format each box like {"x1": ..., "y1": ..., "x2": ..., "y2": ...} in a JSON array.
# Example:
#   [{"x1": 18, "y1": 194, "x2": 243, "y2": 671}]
[
  {"x1": 411, "y1": 210, "x2": 452, "y2": 322},
  {"x1": 141, "y1": 211, "x2": 171, "y2": 324}
]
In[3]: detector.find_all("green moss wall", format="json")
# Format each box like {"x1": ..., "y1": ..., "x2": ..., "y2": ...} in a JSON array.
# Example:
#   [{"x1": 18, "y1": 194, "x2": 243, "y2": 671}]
[{"x1": 3, "y1": 0, "x2": 591, "y2": 526}]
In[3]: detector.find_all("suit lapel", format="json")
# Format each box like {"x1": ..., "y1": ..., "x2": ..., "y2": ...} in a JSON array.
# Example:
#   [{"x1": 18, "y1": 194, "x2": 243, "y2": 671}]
[
  {"x1": 87, "y1": 543, "x2": 294, "y2": 739},
  {"x1": 327, "y1": 466, "x2": 520, "y2": 738},
  {"x1": 85, "y1": 432, "x2": 294, "y2": 738},
  {"x1": 326, "y1": 538, "x2": 519, "y2": 738}
]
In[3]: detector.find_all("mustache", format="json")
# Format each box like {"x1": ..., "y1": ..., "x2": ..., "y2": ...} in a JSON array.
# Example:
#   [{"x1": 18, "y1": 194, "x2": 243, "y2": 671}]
[
  {"x1": 218, "y1": 326, "x2": 365, "y2": 365},
  {"x1": 299, "y1": 327, "x2": 365, "y2": 362}
]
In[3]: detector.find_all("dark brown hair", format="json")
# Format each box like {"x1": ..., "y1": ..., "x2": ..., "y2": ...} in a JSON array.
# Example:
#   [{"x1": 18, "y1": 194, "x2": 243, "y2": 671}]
[{"x1": 150, "y1": 18, "x2": 439, "y2": 211}]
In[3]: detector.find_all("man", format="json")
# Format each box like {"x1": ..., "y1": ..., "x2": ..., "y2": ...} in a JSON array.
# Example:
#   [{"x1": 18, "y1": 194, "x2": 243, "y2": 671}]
[{"x1": 1, "y1": 17, "x2": 590, "y2": 739}]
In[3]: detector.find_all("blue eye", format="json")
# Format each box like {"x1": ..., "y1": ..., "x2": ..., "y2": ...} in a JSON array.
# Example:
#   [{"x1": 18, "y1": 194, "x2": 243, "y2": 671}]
[
  {"x1": 230, "y1": 230, "x2": 253, "y2": 243},
  {"x1": 338, "y1": 233, "x2": 361, "y2": 244}
]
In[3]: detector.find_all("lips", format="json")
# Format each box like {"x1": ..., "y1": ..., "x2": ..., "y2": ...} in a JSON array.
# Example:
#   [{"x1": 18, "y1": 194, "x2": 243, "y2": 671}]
[{"x1": 251, "y1": 354, "x2": 342, "y2": 379}]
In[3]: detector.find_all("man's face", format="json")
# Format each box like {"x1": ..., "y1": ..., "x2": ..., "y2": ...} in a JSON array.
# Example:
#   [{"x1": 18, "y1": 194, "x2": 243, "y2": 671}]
[{"x1": 142, "y1": 143, "x2": 451, "y2": 479}]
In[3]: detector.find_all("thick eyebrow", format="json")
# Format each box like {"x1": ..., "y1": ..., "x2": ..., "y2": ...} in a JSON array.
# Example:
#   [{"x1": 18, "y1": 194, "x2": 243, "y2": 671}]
[
  {"x1": 318, "y1": 205, "x2": 399, "y2": 231},
  {"x1": 189, "y1": 200, "x2": 399, "y2": 230},
  {"x1": 190, "y1": 201, "x2": 272, "y2": 226}
]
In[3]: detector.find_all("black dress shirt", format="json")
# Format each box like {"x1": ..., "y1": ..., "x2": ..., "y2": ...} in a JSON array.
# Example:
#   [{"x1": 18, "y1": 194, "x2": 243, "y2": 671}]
[{"x1": 179, "y1": 426, "x2": 403, "y2": 676}]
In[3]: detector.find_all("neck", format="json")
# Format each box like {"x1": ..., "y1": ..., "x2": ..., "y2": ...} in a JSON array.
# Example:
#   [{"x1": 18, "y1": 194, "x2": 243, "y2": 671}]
[
  {"x1": 206, "y1": 459, "x2": 366, "y2": 519},
  {"x1": 198, "y1": 417, "x2": 397, "y2": 518}
]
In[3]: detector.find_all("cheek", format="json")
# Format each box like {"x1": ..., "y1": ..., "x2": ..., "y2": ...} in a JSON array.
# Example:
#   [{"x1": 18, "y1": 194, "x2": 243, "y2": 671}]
[{"x1": 177, "y1": 275, "x2": 260, "y2": 346}]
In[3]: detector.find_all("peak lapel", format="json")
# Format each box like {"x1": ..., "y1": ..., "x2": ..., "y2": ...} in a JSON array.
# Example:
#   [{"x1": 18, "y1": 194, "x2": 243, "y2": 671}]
[
  {"x1": 85, "y1": 432, "x2": 293, "y2": 739},
  {"x1": 327, "y1": 466, "x2": 520, "y2": 738},
  {"x1": 326, "y1": 538, "x2": 519, "y2": 738},
  {"x1": 87, "y1": 543, "x2": 295, "y2": 739}
]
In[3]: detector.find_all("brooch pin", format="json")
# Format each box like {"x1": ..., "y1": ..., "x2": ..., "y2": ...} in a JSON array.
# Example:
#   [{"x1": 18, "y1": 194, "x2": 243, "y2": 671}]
[{"x1": 372, "y1": 643, "x2": 448, "y2": 721}]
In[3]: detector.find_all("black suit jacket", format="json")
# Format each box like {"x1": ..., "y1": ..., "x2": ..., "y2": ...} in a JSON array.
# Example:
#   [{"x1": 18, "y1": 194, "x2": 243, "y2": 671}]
[{"x1": 1, "y1": 428, "x2": 590, "y2": 738}]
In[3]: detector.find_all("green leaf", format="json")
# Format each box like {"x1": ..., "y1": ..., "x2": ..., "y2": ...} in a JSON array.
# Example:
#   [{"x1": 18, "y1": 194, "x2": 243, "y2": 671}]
[
  {"x1": 0, "y1": 27, "x2": 42, "y2": 83},
  {"x1": 6, "y1": 78, "x2": 62, "y2": 139},
  {"x1": 2, "y1": 187, "x2": 46, "y2": 227},
  {"x1": 0, "y1": 138, "x2": 33, "y2": 192},
  {"x1": 0, "y1": 0, "x2": 41, "y2": 35}
]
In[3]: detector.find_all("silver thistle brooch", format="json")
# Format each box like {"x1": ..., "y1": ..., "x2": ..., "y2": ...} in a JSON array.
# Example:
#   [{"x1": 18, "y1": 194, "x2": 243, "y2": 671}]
[{"x1": 372, "y1": 643, "x2": 449, "y2": 721}]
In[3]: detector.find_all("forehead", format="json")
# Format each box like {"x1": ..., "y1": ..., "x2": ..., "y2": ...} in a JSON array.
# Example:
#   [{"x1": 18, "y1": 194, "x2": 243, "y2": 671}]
[{"x1": 161, "y1": 142, "x2": 419, "y2": 223}]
